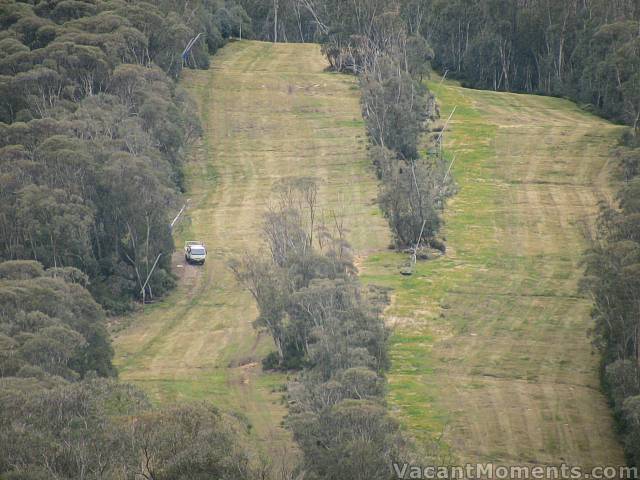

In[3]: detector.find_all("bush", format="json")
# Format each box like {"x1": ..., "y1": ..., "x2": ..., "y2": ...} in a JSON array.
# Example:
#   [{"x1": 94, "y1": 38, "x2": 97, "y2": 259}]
[{"x1": 261, "y1": 351, "x2": 280, "y2": 370}]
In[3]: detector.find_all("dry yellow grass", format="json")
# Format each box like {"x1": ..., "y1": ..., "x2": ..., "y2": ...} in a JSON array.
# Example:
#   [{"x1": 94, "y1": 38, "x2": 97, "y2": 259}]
[{"x1": 112, "y1": 40, "x2": 388, "y2": 456}]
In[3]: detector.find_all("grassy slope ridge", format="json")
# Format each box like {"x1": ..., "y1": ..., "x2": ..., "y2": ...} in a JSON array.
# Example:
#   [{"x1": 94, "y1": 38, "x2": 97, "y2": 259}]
[
  {"x1": 112, "y1": 40, "x2": 388, "y2": 452},
  {"x1": 362, "y1": 79, "x2": 626, "y2": 465}
]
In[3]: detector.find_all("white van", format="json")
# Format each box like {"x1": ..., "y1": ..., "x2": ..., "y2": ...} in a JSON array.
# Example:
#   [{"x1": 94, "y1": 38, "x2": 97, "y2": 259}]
[{"x1": 184, "y1": 241, "x2": 206, "y2": 265}]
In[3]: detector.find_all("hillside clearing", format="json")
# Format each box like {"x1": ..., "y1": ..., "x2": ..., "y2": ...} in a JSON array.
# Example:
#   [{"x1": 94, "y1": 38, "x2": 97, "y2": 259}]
[
  {"x1": 112, "y1": 40, "x2": 625, "y2": 466},
  {"x1": 362, "y1": 80, "x2": 626, "y2": 465},
  {"x1": 112, "y1": 40, "x2": 389, "y2": 454}
]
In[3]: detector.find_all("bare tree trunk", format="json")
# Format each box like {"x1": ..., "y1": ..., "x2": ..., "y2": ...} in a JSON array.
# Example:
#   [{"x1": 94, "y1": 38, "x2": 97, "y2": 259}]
[
  {"x1": 274, "y1": 0, "x2": 279, "y2": 43},
  {"x1": 294, "y1": 0, "x2": 305, "y2": 42}
]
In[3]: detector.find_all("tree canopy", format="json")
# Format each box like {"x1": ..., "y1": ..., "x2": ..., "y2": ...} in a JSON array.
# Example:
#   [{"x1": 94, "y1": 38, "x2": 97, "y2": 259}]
[{"x1": 0, "y1": 0, "x2": 250, "y2": 312}]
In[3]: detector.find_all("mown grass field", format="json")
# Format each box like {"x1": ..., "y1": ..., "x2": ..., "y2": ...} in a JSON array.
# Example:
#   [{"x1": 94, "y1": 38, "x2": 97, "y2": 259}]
[
  {"x1": 114, "y1": 40, "x2": 624, "y2": 466},
  {"x1": 112, "y1": 40, "x2": 388, "y2": 456},
  {"x1": 361, "y1": 79, "x2": 626, "y2": 465}
]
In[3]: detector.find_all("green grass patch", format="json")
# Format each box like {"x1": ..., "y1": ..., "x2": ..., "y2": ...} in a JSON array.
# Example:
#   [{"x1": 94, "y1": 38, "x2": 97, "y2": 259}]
[{"x1": 361, "y1": 74, "x2": 624, "y2": 463}]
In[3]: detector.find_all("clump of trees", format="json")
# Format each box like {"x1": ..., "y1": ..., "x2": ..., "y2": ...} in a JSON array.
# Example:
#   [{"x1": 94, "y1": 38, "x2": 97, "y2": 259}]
[
  {"x1": 0, "y1": 260, "x2": 114, "y2": 380},
  {"x1": 232, "y1": 178, "x2": 413, "y2": 479},
  {"x1": 0, "y1": 0, "x2": 251, "y2": 312},
  {"x1": 582, "y1": 132, "x2": 640, "y2": 467},
  {"x1": 316, "y1": 2, "x2": 454, "y2": 249},
  {"x1": 0, "y1": 379, "x2": 262, "y2": 479},
  {"x1": 231, "y1": 178, "x2": 387, "y2": 371},
  {"x1": 0, "y1": 259, "x2": 265, "y2": 478}
]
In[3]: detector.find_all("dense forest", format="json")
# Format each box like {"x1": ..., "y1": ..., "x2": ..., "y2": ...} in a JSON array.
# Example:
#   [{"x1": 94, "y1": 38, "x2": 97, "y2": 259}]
[
  {"x1": 0, "y1": 261, "x2": 263, "y2": 478},
  {"x1": 0, "y1": 0, "x2": 264, "y2": 478},
  {"x1": 0, "y1": 0, "x2": 249, "y2": 312},
  {"x1": 411, "y1": 0, "x2": 640, "y2": 131}
]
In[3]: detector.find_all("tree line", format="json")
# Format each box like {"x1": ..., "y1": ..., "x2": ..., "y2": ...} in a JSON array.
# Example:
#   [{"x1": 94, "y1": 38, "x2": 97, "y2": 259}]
[
  {"x1": 232, "y1": 177, "x2": 435, "y2": 479},
  {"x1": 241, "y1": 0, "x2": 639, "y2": 132},
  {"x1": 582, "y1": 132, "x2": 640, "y2": 467},
  {"x1": 405, "y1": 0, "x2": 640, "y2": 132},
  {"x1": 0, "y1": 0, "x2": 250, "y2": 313}
]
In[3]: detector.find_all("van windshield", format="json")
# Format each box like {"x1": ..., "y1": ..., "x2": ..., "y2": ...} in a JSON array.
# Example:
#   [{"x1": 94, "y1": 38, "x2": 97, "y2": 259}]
[{"x1": 191, "y1": 248, "x2": 205, "y2": 255}]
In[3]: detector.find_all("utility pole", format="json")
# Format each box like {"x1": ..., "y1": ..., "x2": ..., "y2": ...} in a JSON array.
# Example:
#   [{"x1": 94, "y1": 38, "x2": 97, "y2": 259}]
[{"x1": 438, "y1": 69, "x2": 449, "y2": 86}]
